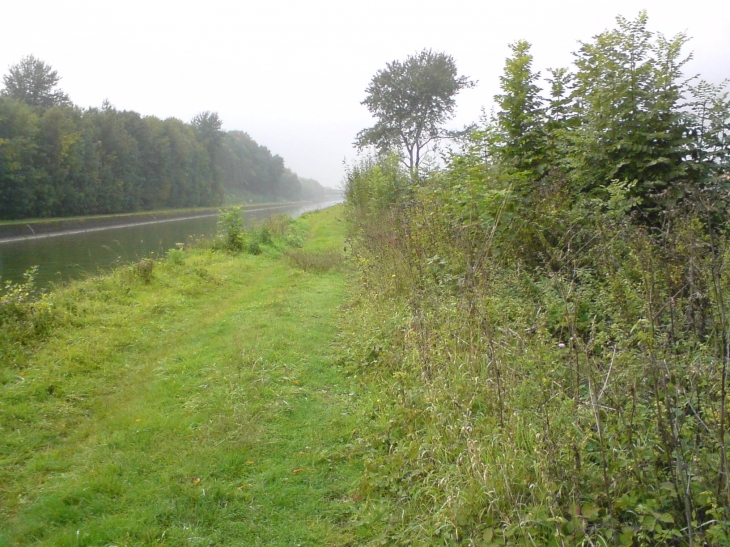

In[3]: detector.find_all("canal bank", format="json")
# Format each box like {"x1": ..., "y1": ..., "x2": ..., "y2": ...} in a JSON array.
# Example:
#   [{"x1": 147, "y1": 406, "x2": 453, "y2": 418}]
[
  {"x1": 0, "y1": 205, "x2": 364, "y2": 546},
  {"x1": 0, "y1": 199, "x2": 342, "y2": 288},
  {"x1": 0, "y1": 200, "x2": 342, "y2": 242}
]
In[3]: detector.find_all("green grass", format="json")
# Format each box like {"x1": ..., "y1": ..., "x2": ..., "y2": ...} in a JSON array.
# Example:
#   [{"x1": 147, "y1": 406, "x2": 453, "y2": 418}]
[{"x1": 0, "y1": 206, "x2": 363, "y2": 546}]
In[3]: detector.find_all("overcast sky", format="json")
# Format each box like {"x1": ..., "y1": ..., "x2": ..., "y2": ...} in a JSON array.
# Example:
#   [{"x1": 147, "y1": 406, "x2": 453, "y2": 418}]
[{"x1": 1, "y1": 0, "x2": 728, "y2": 188}]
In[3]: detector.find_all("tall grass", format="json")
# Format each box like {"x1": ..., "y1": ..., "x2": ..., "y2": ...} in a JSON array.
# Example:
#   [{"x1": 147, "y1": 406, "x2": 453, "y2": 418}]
[{"x1": 343, "y1": 158, "x2": 730, "y2": 546}]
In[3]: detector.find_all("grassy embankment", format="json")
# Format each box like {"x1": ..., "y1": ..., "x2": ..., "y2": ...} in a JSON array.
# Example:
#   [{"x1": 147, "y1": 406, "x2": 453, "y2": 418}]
[
  {"x1": 0, "y1": 206, "x2": 363, "y2": 546},
  {"x1": 0, "y1": 201, "x2": 326, "y2": 241}
]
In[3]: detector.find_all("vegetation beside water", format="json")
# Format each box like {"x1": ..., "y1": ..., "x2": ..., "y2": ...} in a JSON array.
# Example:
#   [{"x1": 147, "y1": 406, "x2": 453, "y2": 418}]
[
  {"x1": 0, "y1": 206, "x2": 363, "y2": 546},
  {"x1": 340, "y1": 12, "x2": 730, "y2": 547},
  {"x1": 3, "y1": 11, "x2": 730, "y2": 547}
]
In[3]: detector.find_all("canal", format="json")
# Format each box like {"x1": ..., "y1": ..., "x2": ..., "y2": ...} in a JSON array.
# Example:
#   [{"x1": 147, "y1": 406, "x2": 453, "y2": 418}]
[{"x1": 0, "y1": 199, "x2": 342, "y2": 290}]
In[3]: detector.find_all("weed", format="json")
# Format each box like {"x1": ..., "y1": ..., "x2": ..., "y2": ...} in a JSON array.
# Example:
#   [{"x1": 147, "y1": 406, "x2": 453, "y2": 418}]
[
  {"x1": 257, "y1": 226, "x2": 273, "y2": 245},
  {"x1": 283, "y1": 228, "x2": 306, "y2": 248},
  {"x1": 247, "y1": 241, "x2": 262, "y2": 255},
  {"x1": 134, "y1": 258, "x2": 154, "y2": 283},
  {"x1": 261, "y1": 214, "x2": 293, "y2": 238},
  {"x1": 0, "y1": 267, "x2": 57, "y2": 358},
  {"x1": 167, "y1": 245, "x2": 185, "y2": 265},
  {"x1": 342, "y1": 156, "x2": 730, "y2": 545},
  {"x1": 216, "y1": 206, "x2": 245, "y2": 252}
]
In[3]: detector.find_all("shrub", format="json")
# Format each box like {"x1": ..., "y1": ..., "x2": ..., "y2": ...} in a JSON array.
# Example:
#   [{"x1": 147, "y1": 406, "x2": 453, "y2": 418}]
[
  {"x1": 344, "y1": 152, "x2": 730, "y2": 545},
  {"x1": 257, "y1": 226, "x2": 273, "y2": 245},
  {"x1": 216, "y1": 206, "x2": 245, "y2": 252},
  {"x1": 167, "y1": 246, "x2": 185, "y2": 265},
  {"x1": 0, "y1": 267, "x2": 57, "y2": 356},
  {"x1": 247, "y1": 241, "x2": 262, "y2": 255},
  {"x1": 261, "y1": 214, "x2": 292, "y2": 238},
  {"x1": 134, "y1": 258, "x2": 154, "y2": 283}
]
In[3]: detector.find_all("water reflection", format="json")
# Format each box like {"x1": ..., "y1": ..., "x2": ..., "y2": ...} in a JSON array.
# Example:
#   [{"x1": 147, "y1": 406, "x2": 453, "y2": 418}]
[{"x1": 0, "y1": 199, "x2": 342, "y2": 290}]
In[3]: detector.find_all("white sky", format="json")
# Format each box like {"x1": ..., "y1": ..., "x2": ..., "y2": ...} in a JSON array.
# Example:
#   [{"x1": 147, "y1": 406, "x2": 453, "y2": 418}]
[{"x1": 1, "y1": 0, "x2": 729, "y2": 189}]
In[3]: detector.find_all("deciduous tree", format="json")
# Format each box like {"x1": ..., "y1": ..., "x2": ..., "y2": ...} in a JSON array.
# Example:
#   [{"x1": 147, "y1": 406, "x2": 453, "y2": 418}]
[
  {"x1": 356, "y1": 49, "x2": 474, "y2": 176},
  {"x1": 567, "y1": 12, "x2": 692, "y2": 204},
  {"x1": 493, "y1": 40, "x2": 547, "y2": 180},
  {"x1": 1, "y1": 55, "x2": 70, "y2": 108}
]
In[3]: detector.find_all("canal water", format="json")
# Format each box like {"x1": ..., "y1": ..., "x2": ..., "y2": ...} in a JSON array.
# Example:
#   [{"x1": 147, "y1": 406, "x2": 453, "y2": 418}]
[{"x1": 0, "y1": 199, "x2": 342, "y2": 290}]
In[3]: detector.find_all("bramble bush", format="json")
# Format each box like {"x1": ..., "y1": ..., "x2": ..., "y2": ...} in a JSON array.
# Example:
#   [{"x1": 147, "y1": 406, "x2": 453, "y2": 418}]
[{"x1": 344, "y1": 155, "x2": 730, "y2": 546}]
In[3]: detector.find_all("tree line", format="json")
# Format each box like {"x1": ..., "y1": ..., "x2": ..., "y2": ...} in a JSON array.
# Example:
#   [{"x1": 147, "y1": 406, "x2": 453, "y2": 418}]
[
  {"x1": 0, "y1": 55, "x2": 327, "y2": 220},
  {"x1": 357, "y1": 12, "x2": 729, "y2": 217}
]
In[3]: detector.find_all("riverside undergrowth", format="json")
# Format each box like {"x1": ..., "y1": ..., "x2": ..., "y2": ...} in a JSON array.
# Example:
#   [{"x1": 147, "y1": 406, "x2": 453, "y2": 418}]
[
  {"x1": 341, "y1": 155, "x2": 730, "y2": 546},
  {"x1": 0, "y1": 206, "x2": 364, "y2": 546}
]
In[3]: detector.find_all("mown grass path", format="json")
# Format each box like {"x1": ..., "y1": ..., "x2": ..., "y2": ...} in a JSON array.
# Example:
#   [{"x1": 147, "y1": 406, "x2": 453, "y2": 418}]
[{"x1": 1, "y1": 206, "x2": 361, "y2": 546}]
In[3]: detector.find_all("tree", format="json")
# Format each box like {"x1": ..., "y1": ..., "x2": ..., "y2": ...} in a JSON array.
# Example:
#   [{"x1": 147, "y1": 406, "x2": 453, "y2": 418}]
[
  {"x1": 1, "y1": 55, "x2": 70, "y2": 108},
  {"x1": 567, "y1": 12, "x2": 691, "y2": 204},
  {"x1": 492, "y1": 40, "x2": 547, "y2": 179},
  {"x1": 191, "y1": 111, "x2": 223, "y2": 142},
  {"x1": 688, "y1": 80, "x2": 730, "y2": 181},
  {"x1": 356, "y1": 49, "x2": 474, "y2": 175}
]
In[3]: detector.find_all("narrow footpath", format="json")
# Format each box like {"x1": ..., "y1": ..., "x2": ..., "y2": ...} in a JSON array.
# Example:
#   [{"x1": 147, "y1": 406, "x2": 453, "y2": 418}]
[{"x1": 0, "y1": 206, "x2": 362, "y2": 546}]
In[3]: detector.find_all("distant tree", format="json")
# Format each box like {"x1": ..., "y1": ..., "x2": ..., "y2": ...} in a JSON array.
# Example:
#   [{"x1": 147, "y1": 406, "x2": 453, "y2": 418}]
[
  {"x1": 1, "y1": 55, "x2": 70, "y2": 108},
  {"x1": 356, "y1": 49, "x2": 474, "y2": 176},
  {"x1": 191, "y1": 111, "x2": 223, "y2": 146},
  {"x1": 191, "y1": 111, "x2": 225, "y2": 203},
  {"x1": 0, "y1": 98, "x2": 41, "y2": 218},
  {"x1": 687, "y1": 80, "x2": 730, "y2": 181}
]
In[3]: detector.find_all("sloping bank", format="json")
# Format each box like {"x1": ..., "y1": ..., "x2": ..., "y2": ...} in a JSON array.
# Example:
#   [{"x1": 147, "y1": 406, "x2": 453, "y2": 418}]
[
  {"x1": 0, "y1": 202, "x2": 323, "y2": 242},
  {"x1": 0, "y1": 205, "x2": 365, "y2": 546}
]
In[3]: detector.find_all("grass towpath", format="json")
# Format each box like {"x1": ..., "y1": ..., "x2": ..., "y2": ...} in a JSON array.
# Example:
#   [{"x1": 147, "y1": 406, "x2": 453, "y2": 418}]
[{"x1": 0, "y1": 206, "x2": 362, "y2": 546}]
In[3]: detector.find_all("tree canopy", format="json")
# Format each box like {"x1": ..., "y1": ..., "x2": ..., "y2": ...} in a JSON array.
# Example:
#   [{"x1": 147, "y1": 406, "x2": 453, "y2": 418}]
[
  {"x1": 0, "y1": 58, "x2": 328, "y2": 220},
  {"x1": 356, "y1": 49, "x2": 474, "y2": 175},
  {"x1": 486, "y1": 11, "x2": 728, "y2": 216},
  {"x1": 1, "y1": 55, "x2": 70, "y2": 108}
]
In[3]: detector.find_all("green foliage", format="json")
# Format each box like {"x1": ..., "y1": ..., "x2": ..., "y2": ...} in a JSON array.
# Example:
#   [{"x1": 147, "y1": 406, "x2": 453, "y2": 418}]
[
  {"x1": 218, "y1": 130, "x2": 326, "y2": 202},
  {"x1": 257, "y1": 226, "x2": 273, "y2": 245},
  {"x1": 356, "y1": 49, "x2": 474, "y2": 174},
  {"x1": 343, "y1": 153, "x2": 410, "y2": 216},
  {"x1": 1, "y1": 55, "x2": 70, "y2": 108},
  {"x1": 167, "y1": 245, "x2": 186, "y2": 265},
  {"x1": 134, "y1": 258, "x2": 155, "y2": 283},
  {"x1": 568, "y1": 11, "x2": 692, "y2": 204},
  {"x1": 246, "y1": 240, "x2": 262, "y2": 255},
  {"x1": 486, "y1": 12, "x2": 729, "y2": 223},
  {"x1": 212, "y1": 207, "x2": 309, "y2": 254},
  {"x1": 344, "y1": 14, "x2": 730, "y2": 543},
  {"x1": 346, "y1": 155, "x2": 730, "y2": 544},
  {"x1": 492, "y1": 40, "x2": 547, "y2": 180},
  {"x1": 688, "y1": 79, "x2": 730, "y2": 182},
  {"x1": 216, "y1": 206, "x2": 246, "y2": 252},
  {"x1": 0, "y1": 267, "x2": 56, "y2": 359},
  {"x1": 0, "y1": 60, "x2": 323, "y2": 220},
  {"x1": 283, "y1": 227, "x2": 306, "y2": 248}
]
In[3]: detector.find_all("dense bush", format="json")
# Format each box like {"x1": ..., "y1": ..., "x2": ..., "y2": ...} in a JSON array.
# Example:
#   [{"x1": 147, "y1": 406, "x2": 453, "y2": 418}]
[{"x1": 344, "y1": 13, "x2": 730, "y2": 546}]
